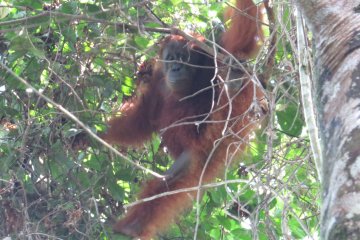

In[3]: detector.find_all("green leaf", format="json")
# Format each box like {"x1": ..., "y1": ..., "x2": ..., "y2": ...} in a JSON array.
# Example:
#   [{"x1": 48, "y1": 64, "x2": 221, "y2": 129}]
[
  {"x1": 134, "y1": 36, "x2": 150, "y2": 49},
  {"x1": 210, "y1": 186, "x2": 227, "y2": 204},
  {"x1": 83, "y1": 155, "x2": 101, "y2": 171},
  {"x1": 24, "y1": 57, "x2": 45, "y2": 81},
  {"x1": 289, "y1": 217, "x2": 306, "y2": 238},
  {"x1": 230, "y1": 228, "x2": 252, "y2": 240},
  {"x1": 209, "y1": 228, "x2": 221, "y2": 239},
  {"x1": 108, "y1": 181, "x2": 125, "y2": 201},
  {"x1": 59, "y1": 1, "x2": 78, "y2": 14},
  {"x1": 10, "y1": 36, "x2": 45, "y2": 59},
  {"x1": 10, "y1": 36, "x2": 32, "y2": 52},
  {"x1": 29, "y1": 47, "x2": 45, "y2": 59},
  {"x1": 62, "y1": 27, "x2": 77, "y2": 46},
  {"x1": 276, "y1": 103, "x2": 304, "y2": 137},
  {"x1": 77, "y1": 171, "x2": 91, "y2": 188},
  {"x1": 14, "y1": 0, "x2": 43, "y2": 9},
  {"x1": 216, "y1": 215, "x2": 232, "y2": 230},
  {"x1": 0, "y1": 107, "x2": 20, "y2": 117},
  {"x1": 121, "y1": 84, "x2": 133, "y2": 96}
]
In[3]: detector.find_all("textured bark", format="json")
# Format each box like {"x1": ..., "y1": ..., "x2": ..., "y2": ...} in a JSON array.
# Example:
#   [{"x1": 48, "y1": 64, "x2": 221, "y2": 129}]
[{"x1": 293, "y1": 1, "x2": 360, "y2": 239}]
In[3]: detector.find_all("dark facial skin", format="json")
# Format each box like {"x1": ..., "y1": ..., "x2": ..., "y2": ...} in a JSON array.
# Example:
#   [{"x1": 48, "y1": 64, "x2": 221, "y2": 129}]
[{"x1": 161, "y1": 40, "x2": 204, "y2": 95}]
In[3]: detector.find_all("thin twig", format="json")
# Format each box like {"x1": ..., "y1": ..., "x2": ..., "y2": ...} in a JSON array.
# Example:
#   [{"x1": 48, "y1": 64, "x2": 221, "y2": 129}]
[{"x1": 0, "y1": 62, "x2": 164, "y2": 179}]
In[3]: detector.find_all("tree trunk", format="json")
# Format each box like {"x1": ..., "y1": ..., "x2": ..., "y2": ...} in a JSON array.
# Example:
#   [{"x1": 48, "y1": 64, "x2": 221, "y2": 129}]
[{"x1": 293, "y1": 0, "x2": 360, "y2": 239}]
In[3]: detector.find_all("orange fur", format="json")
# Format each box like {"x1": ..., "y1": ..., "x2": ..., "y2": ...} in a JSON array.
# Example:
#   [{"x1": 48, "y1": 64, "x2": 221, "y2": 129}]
[
  {"x1": 222, "y1": 0, "x2": 263, "y2": 59},
  {"x1": 102, "y1": 0, "x2": 265, "y2": 239}
]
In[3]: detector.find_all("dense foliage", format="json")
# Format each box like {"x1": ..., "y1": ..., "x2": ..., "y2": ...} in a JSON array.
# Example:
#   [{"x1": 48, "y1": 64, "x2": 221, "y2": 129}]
[{"x1": 0, "y1": 1, "x2": 319, "y2": 239}]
